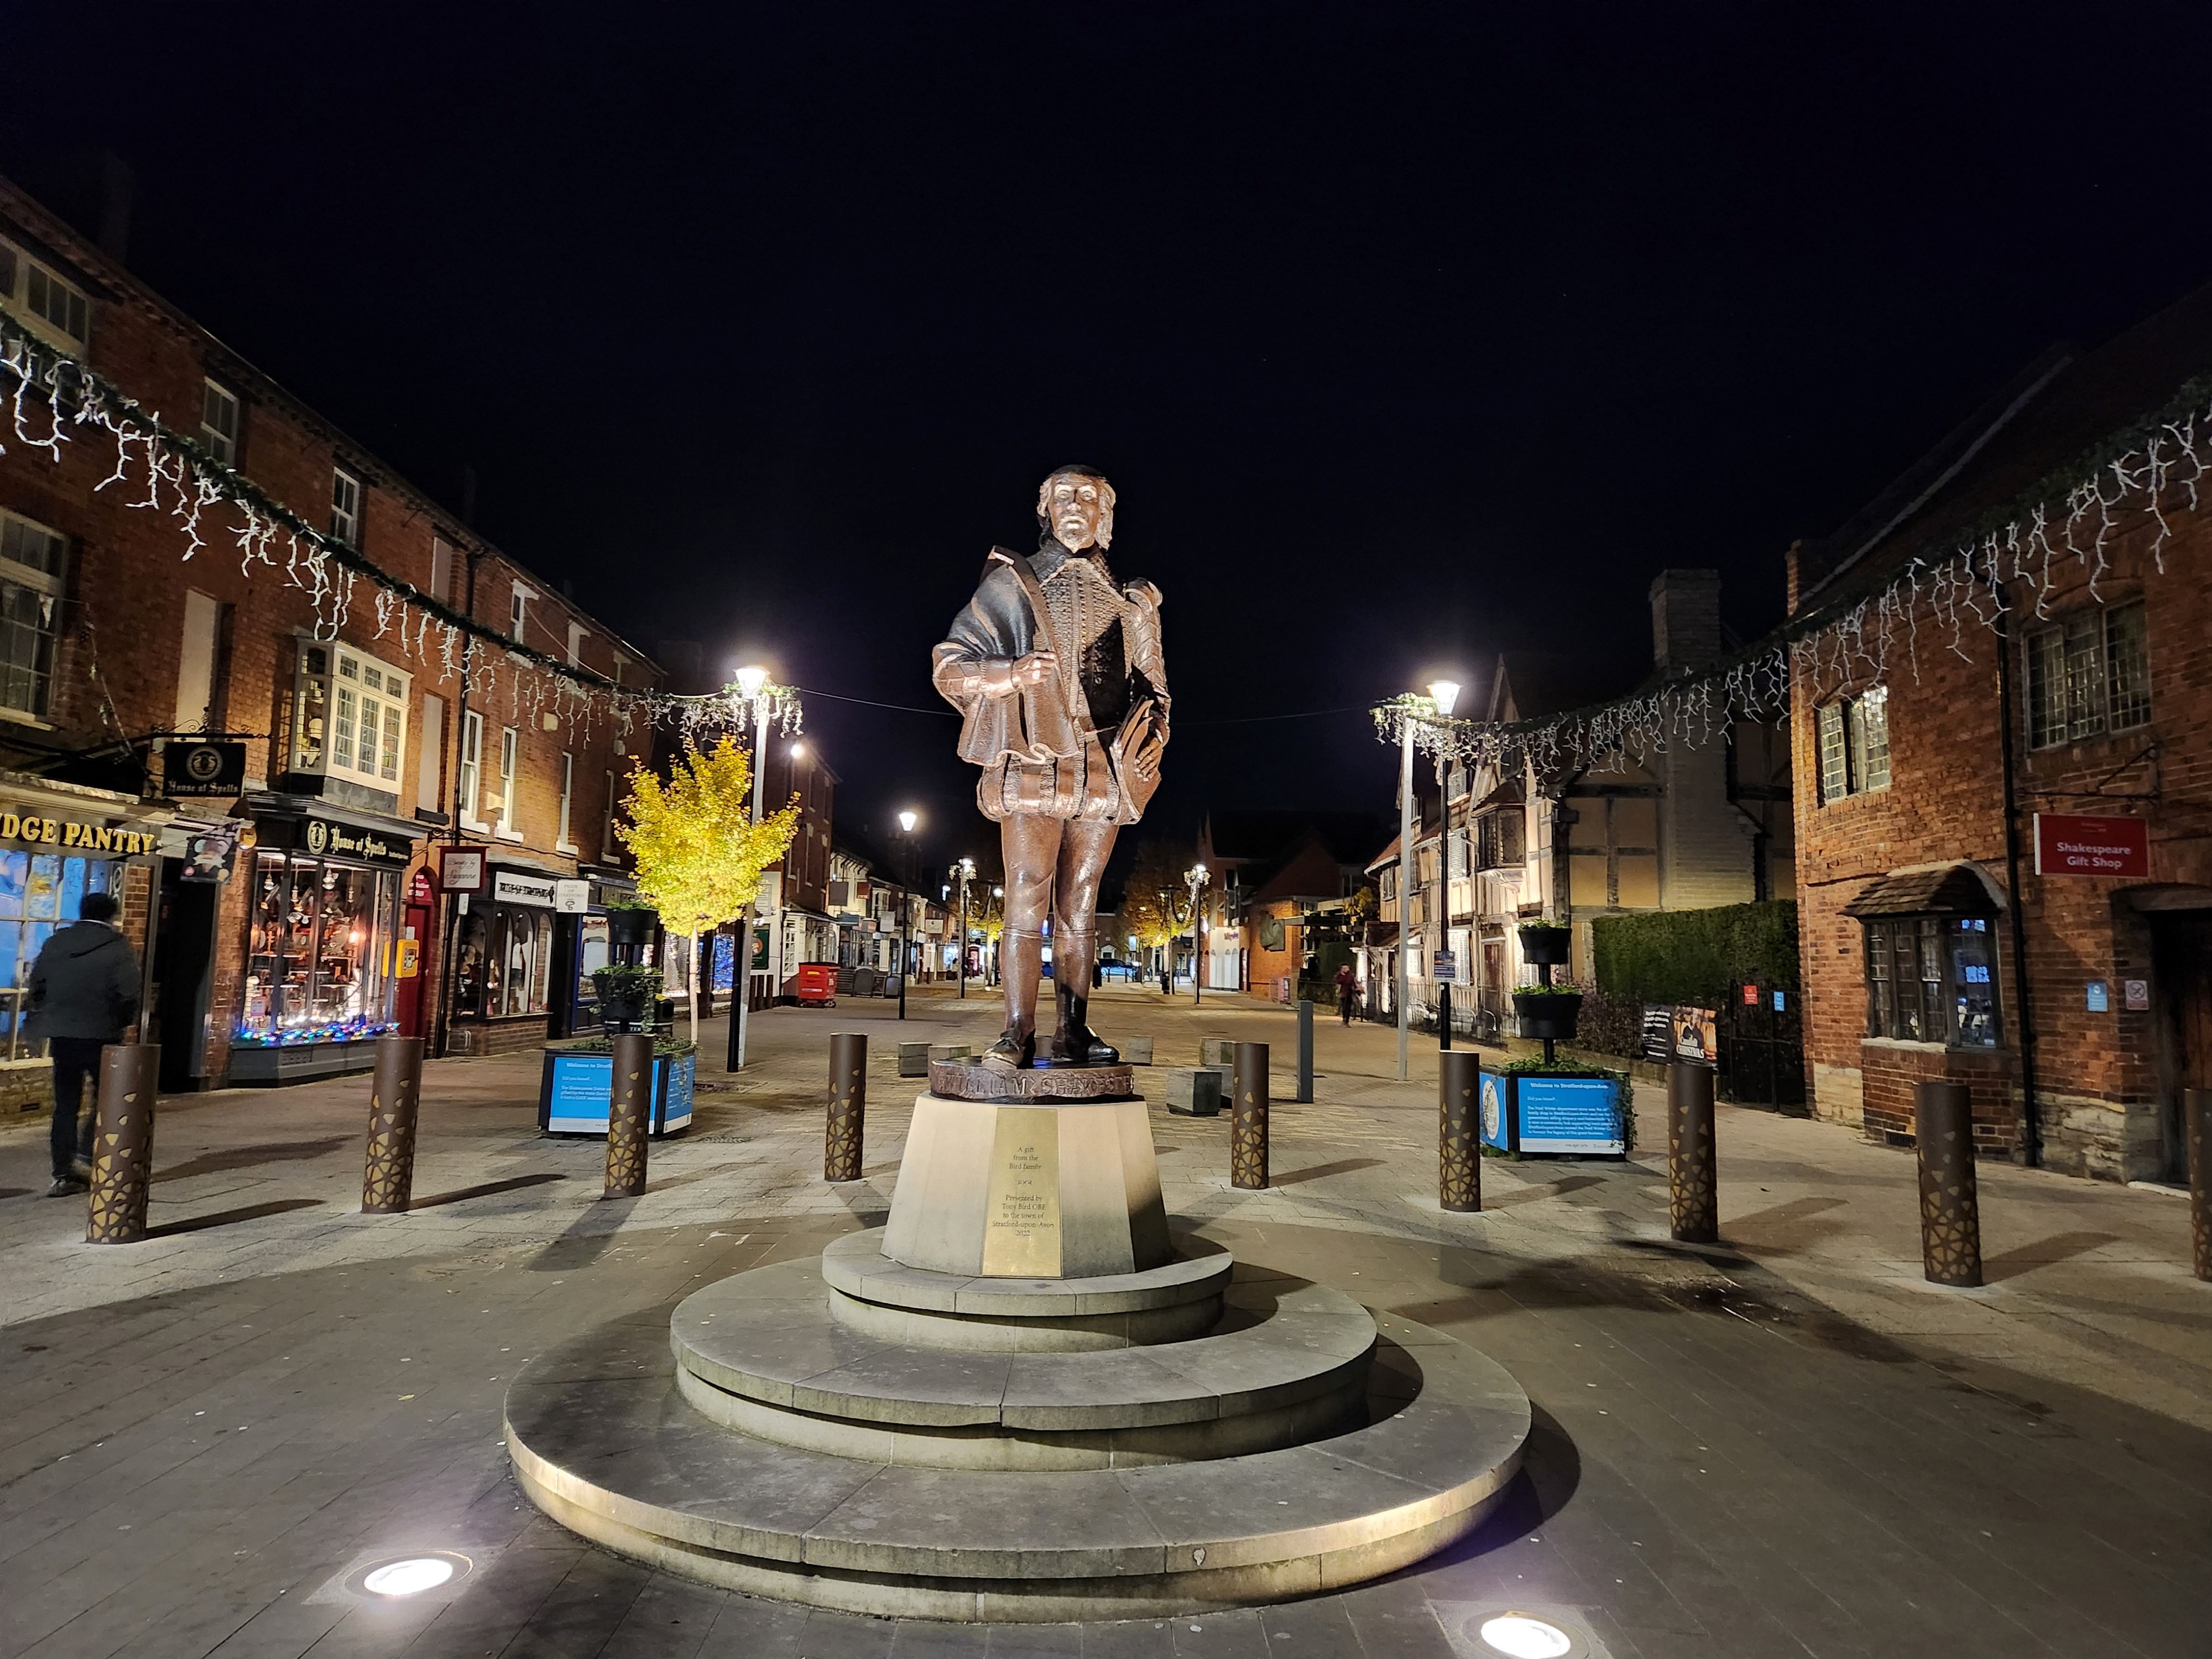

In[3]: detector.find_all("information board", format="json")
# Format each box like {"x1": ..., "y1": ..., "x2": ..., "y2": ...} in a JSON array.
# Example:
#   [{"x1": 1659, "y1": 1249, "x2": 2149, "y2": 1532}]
[{"x1": 1515, "y1": 1075, "x2": 1625, "y2": 1155}]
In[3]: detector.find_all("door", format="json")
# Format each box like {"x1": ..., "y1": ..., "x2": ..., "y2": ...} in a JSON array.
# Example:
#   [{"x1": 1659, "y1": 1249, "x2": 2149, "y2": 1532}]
[
  {"x1": 2153, "y1": 912, "x2": 2212, "y2": 1183},
  {"x1": 396, "y1": 902, "x2": 434, "y2": 1038},
  {"x1": 152, "y1": 859, "x2": 220, "y2": 1093}
]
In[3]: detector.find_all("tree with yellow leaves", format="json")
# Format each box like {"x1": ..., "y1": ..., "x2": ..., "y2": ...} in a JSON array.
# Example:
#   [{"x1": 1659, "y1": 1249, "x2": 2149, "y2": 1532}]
[{"x1": 615, "y1": 737, "x2": 800, "y2": 1046}]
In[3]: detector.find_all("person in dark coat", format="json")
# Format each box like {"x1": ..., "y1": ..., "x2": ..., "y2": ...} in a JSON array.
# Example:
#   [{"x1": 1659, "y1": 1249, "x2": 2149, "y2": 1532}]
[
  {"x1": 28, "y1": 892, "x2": 141, "y2": 1196},
  {"x1": 1334, "y1": 962, "x2": 1359, "y2": 1025}
]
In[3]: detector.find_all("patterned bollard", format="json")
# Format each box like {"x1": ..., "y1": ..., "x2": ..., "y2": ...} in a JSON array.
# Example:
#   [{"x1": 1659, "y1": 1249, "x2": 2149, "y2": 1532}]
[
  {"x1": 1667, "y1": 1061, "x2": 1718, "y2": 1244},
  {"x1": 1439, "y1": 1050, "x2": 1481, "y2": 1213},
  {"x1": 2187, "y1": 1087, "x2": 2211, "y2": 1283},
  {"x1": 826, "y1": 1032, "x2": 867, "y2": 1183},
  {"x1": 86, "y1": 1044, "x2": 160, "y2": 1244},
  {"x1": 1232, "y1": 1041, "x2": 1269, "y2": 1190},
  {"x1": 361, "y1": 1035, "x2": 426, "y2": 1214},
  {"x1": 603, "y1": 1032, "x2": 653, "y2": 1199},
  {"x1": 1916, "y1": 1080, "x2": 1983, "y2": 1287}
]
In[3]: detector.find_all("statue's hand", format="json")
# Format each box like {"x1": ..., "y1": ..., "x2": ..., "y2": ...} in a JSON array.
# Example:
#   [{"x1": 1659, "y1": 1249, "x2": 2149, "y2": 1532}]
[{"x1": 1010, "y1": 650, "x2": 1059, "y2": 689}]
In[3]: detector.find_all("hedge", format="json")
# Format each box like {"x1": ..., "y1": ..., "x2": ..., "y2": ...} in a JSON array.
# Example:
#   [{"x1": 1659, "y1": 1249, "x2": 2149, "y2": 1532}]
[{"x1": 1588, "y1": 900, "x2": 1799, "y2": 1009}]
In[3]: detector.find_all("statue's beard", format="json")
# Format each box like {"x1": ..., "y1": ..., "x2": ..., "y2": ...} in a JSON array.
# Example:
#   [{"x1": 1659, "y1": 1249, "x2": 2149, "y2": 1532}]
[{"x1": 1040, "y1": 520, "x2": 1110, "y2": 555}]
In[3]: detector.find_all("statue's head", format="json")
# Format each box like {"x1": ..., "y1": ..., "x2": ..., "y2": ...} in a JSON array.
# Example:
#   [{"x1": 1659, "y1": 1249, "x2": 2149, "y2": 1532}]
[{"x1": 1037, "y1": 466, "x2": 1115, "y2": 552}]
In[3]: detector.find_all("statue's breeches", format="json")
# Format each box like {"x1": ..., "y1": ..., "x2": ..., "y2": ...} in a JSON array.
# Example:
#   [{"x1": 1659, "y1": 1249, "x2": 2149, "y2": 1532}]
[{"x1": 975, "y1": 736, "x2": 1131, "y2": 824}]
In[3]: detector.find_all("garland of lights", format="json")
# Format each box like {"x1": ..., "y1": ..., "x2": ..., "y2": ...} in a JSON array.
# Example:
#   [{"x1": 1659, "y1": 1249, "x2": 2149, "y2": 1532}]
[
  {"x1": 1376, "y1": 371, "x2": 2212, "y2": 777},
  {"x1": 0, "y1": 317, "x2": 804, "y2": 751}
]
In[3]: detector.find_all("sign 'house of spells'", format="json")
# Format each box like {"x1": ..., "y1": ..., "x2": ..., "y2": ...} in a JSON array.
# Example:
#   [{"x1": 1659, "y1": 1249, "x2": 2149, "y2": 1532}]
[{"x1": 1791, "y1": 278, "x2": 2212, "y2": 1185}]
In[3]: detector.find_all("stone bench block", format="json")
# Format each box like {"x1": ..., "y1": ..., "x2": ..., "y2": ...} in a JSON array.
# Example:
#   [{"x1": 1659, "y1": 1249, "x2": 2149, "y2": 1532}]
[
  {"x1": 1199, "y1": 1037, "x2": 1235, "y2": 1067},
  {"x1": 1118, "y1": 1036, "x2": 1155, "y2": 1065},
  {"x1": 928, "y1": 1042, "x2": 972, "y2": 1065},
  {"x1": 1166, "y1": 1069, "x2": 1222, "y2": 1117},
  {"x1": 898, "y1": 1041, "x2": 932, "y2": 1078}
]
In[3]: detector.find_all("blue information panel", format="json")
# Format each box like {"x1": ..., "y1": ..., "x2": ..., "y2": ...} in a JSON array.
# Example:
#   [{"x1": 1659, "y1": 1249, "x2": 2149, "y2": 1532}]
[
  {"x1": 544, "y1": 1051, "x2": 695, "y2": 1136},
  {"x1": 1515, "y1": 1076, "x2": 1625, "y2": 1155}
]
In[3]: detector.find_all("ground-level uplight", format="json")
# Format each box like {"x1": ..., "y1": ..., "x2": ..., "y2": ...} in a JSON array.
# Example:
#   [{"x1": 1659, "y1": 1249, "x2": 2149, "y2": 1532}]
[
  {"x1": 1478, "y1": 1613, "x2": 1573, "y2": 1658},
  {"x1": 356, "y1": 1551, "x2": 471, "y2": 1597}
]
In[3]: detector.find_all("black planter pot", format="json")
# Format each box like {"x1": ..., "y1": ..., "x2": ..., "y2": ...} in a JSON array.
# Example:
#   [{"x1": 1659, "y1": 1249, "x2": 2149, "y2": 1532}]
[
  {"x1": 1516, "y1": 926, "x2": 1572, "y2": 967},
  {"x1": 604, "y1": 909, "x2": 655, "y2": 949},
  {"x1": 1512, "y1": 990, "x2": 1583, "y2": 1042}
]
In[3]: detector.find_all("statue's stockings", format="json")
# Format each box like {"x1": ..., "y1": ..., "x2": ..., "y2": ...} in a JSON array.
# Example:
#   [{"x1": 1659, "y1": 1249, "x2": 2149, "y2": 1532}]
[{"x1": 996, "y1": 814, "x2": 1120, "y2": 1064}]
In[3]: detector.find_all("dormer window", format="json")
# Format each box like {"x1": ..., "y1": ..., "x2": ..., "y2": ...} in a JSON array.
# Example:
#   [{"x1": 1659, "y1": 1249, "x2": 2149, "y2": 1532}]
[{"x1": 0, "y1": 238, "x2": 91, "y2": 352}]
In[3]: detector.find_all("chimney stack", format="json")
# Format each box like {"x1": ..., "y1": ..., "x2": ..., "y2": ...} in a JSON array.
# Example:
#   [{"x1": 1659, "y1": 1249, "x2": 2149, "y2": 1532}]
[{"x1": 1650, "y1": 569, "x2": 1723, "y2": 676}]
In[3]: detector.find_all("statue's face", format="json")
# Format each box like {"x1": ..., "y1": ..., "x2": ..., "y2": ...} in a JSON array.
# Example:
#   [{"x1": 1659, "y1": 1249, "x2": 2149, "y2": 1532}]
[{"x1": 1040, "y1": 473, "x2": 1112, "y2": 551}]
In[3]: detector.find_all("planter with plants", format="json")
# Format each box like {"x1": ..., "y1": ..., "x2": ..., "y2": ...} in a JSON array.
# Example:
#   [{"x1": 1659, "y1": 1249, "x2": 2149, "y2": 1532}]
[
  {"x1": 1511, "y1": 982, "x2": 1583, "y2": 1042},
  {"x1": 603, "y1": 903, "x2": 656, "y2": 950},
  {"x1": 1516, "y1": 919, "x2": 1572, "y2": 967},
  {"x1": 592, "y1": 965, "x2": 663, "y2": 1029}
]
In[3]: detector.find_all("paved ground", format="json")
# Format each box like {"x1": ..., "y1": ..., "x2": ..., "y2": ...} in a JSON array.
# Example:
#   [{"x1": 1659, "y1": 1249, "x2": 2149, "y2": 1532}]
[{"x1": 1, "y1": 984, "x2": 2205, "y2": 1657}]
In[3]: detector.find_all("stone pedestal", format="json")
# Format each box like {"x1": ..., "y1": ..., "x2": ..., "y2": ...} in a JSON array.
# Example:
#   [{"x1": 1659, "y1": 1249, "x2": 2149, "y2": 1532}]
[{"x1": 884, "y1": 1083, "x2": 1169, "y2": 1279}]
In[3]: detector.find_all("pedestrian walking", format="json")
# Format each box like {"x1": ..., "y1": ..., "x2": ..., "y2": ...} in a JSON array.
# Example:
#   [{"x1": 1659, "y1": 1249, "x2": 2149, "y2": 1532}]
[
  {"x1": 1334, "y1": 962, "x2": 1358, "y2": 1025},
  {"x1": 27, "y1": 891, "x2": 141, "y2": 1198}
]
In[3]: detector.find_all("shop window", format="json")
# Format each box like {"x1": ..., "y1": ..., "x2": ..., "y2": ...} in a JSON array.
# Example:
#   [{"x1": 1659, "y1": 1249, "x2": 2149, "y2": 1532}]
[
  {"x1": 292, "y1": 641, "x2": 409, "y2": 791},
  {"x1": 331, "y1": 467, "x2": 361, "y2": 546},
  {"x1": 1817, "y1": 686, "x2": 1890, "y2": 802},
  {"x1": 201, "y1": 379, "x2": 240, "y2": 465},
  {"x1": 1863, "y1": 915, "x2": 2000, "y2": 1047},
  {"x1": 0, "y1": 853, "x2": 116, "y2": 1049},
  {"x1": 0, "y1": 509, "x2": 65, "y2": 719},
  {"x1": 2026, "y1": 601, "x2": 2150, "y2": 748},
  {"x1": 452, "y1": 902, "x2": 554, "y2": 1019},
  {"x1": 237, "y1": 850, "x2": 398, "y2": 1045}
]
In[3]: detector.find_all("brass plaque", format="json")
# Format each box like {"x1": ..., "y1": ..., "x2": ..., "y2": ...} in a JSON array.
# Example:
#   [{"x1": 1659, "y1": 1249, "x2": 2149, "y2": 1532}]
[{"x1": 979, "y1": 1107, "x2": 1061, "y2": 1276}]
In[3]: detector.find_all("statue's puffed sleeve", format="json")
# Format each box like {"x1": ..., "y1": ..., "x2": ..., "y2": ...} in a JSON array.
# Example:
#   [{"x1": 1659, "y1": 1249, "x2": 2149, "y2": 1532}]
[
  {"x1": 1124, "y1": 579, "x2": 1168, "y2": 742},
  {"x1": 932, "y1": 556, "x2": 1083, "y2": 766}
]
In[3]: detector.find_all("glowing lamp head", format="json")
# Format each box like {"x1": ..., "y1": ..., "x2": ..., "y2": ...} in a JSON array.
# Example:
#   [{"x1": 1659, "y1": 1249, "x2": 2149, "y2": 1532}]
[
  {"x1": 1428, "y1": 678, "x2": 1463, "y2": 717},
  {"x1": 898, "y1": 810, "x2": 918, "y2": 833},
  {"x1": 733, "y1": 665, "x2": 768, "y2": 698},
  {"x1": 789, "y1": 742, "x2": 806, "y2": 760}
]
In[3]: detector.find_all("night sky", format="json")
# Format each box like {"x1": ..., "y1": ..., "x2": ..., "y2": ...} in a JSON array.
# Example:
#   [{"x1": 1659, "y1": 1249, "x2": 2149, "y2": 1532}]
[{"x1": 11, "y1": 3, "x2": 2212, "y2": 876}]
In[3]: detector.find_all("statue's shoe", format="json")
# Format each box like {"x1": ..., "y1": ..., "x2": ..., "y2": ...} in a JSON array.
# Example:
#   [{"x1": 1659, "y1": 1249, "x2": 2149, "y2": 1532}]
[
  {"x1": 981, "y1": 1030, "x2": 1035, "y2": 1072},
  {"x1": 1051, "y1": 1027, "x2": 1120, "y2": 1066}
]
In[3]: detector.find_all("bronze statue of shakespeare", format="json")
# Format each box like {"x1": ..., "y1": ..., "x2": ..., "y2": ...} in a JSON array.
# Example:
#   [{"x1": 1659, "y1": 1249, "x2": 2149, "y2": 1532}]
[{"x1": 933, "y1": 466, "x2": 1169, "y2": 1071}]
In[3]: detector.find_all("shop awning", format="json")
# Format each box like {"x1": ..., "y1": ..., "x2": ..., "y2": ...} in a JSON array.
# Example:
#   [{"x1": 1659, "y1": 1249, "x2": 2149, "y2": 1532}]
[{"x1": 1843, "y1": 861, "x2": 2008, "y2": 919}]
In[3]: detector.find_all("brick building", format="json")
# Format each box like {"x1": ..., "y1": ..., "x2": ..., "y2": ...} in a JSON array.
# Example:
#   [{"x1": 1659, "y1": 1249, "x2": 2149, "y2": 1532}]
[
  {"x1": 0, "y1": 174, "x2": 660, "y2": 1089},
  {"x1": 1789, "y1": 283, "x2": 2212, "y2": 1182}
]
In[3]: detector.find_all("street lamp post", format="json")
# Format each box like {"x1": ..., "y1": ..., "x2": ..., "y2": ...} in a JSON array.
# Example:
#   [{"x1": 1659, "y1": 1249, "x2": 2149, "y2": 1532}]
[
  {"x1": 729, "y1": 664, "x2": 770, "y2": 1073},
  {"x1": 896, "y1": 810, "x2": 919, "y2": 1020},
  {"x1": 1428, "y1": 679, "x2": 1462, "y2": 1053},
  {"x1": 1397, "y1": 711, "x2": 1415, "y2": 1083},
  {"x1": 952, "y1": 857, "x2": 974, "y2": 999},
  {"x1": 1185, "y1": 862, "x2": 1208, "y2": 1007}
]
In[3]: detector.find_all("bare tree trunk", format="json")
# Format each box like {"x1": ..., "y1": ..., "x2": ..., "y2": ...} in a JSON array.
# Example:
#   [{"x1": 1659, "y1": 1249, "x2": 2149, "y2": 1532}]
[{"x1": 687, "y1": 928, "x2": 700, "y2": 1047}]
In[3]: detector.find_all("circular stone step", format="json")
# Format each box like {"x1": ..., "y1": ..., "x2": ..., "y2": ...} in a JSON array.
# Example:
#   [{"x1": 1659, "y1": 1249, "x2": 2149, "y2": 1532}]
[
  {"x1": 505, "y1": 1308, "x2": 1529, "y2": 1621},
  {"x1": 669, "y1": 1257, "x2": 1375, "y2": 1441},
  {"x1": 821, "y1": 1229, "x2": 1234, "y2": 1352}
]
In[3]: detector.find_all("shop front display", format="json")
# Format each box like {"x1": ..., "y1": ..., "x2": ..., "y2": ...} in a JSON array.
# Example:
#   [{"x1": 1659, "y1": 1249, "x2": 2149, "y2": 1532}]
[
  {"x1": 232, "y1": 811, "x2": 414, "y2": 1083},
  {"x1": 448, "y1": 867, "x2": 562, "y2": 1055},
  {"x1": 0, "y1": 788, "x2": 164, "y2": 1061}
]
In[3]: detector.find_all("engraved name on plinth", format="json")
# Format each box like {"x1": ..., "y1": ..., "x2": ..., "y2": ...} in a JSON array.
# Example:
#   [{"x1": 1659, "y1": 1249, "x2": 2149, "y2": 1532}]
[{"x1": 980, "y1": 1108, "x2": 1062, "y2": 1276}]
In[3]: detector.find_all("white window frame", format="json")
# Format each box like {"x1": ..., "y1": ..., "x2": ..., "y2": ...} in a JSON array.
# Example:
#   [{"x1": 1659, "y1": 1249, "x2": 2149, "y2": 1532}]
[
  {"x1": 331, "y1": 467, "x2": 362, "y2": 546},
  {"x1": 566, "y1": 620, "x2": 587, "y2": 667},
  {"x1": 290, "y1": 638, "x2": 410, "y2": 791},
  {"x1": 0, "y1": 237, "x2": 91, "y2": 352},
  {"x1": 497, "y1": 724, "x2": 521, "y2": 840},
  {"x1": 509, "y1": 582, "x2": 536, "y2": 645},
  {"x1": 1817, "y1": 686, "x2": 1890, "y2": 804},
  {"x1": 2026, "y1": 601, "x2": 2151, "y2": 749},
  {"x1": 458, "y1": 709, "x2": 487, "y2": 831},
  {"x1": 557, "y1": 751, "x2": 577, "y2": 853},
  {"x1": 200, "y1": 379, "x2": 239, "y2": 466},
  {"x1": 0, "y1": 505, "x2": 67, "y2": 723},
  {"x1": 418, "y1": 691, "x2": 446, "y2": 813},
  {"x1": 429, "y1": 538, "x2": 455, "y2": 609},
  {"x1": 604, "y1": 769, "x2": 619, "y2": 860}
]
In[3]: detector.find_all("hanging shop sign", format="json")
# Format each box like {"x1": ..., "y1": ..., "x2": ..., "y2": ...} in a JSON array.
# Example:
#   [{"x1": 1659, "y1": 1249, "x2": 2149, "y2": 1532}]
[
  {"x1": 440, "y1": 847, "x2": 489, "y2": 893},
  {"x1": 554, "y1": 878, "x2": 592, "y2": 914},
  {"x1": 299, "y1": 816, "x2": 413, "y2": 866},
  {"x1": 493, "y1": 869, "x2": 558, "y2": 908},
  {"x1": 0, "y1": 811, "x2": 157, "y2": 854},
  {"x1": 161, "y1": 740, "x2": 247, "y2": 798},
  {"x1": 2033, "y1": 813, "x2": 2150, "y2": 878},
  {"x1": 181, "y1": 833, "x2": 237, "y2": 883}
]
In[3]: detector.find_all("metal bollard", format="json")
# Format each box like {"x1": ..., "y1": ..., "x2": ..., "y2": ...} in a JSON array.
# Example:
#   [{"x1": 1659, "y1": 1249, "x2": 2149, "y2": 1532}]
[
  {"x1": 603, "y1": 1032, "x2": 654, "y2": 1199},
  {"x1": 361, "y1": 1035, "x2": 426, "y2": 1214},
  {"x1": 1232, "y1": 1041, "x2": 1269, "y2": 1190},
  {"x1": 1915, "y1": 1080, "x2": 1983, "y2": 1287},
  {"x1": 2186, "y1": 1087, "x2": 2211, "y2": 1283},
  {"x1": 1295, "y1": 999, "x2": 1314, "y2": 1103},
  {"x1": 1439, "y1": 1050, "x2": 1481, "y2": 1213},
  {"x1": 86, "y1": 1044, "x2": 160, "y2": 1244},
  {"x1": 826, "y1": 1032, "x2": 867, "y2": 1182},
  {"x1": 1667, "y1": 1061, "x2": 1718, "y2": 1244}
]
